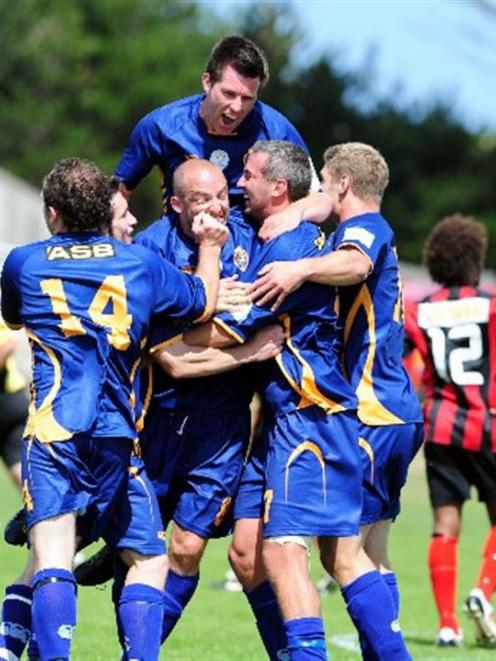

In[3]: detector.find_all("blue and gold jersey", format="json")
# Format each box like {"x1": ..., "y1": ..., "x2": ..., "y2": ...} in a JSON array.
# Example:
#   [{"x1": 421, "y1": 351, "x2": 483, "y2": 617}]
[
  {"x1": 136, "y1": 215, "x2": 259, "y2": 413},
  {"x1": 114, "y1": 94, "x2": 308, "y2": 217},
  {"x1": 331, "y1": 213, "x2": 422, "y2": 425},
  {"x1": 1, "y1": 232, "x2": 207, "y2": 442},
  {"x1": 215, "y1": 223, "x2": 357, "y2": 417}
]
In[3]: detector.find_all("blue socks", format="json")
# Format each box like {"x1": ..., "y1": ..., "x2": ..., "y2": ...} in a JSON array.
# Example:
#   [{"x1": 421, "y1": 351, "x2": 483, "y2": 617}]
[
  {"x1": 285, "y1": 617, "x2": 327, "y2": 660},
  {"x1": 384, "y1": 571, "x2": 400, "y2": 616},
  {"x1": 245, "y1": 581, "x2": 287, "y2": 660},
  {"x1": 0, "y1": 583, "x2": 32, "y2": 659},
  {"x1": 342, "y1": 570, "x2": 410, "y2": 660},
  {"x1": 118, "y1": 583, "x2": 164, "y2": 661},
  {"x1": 161, "y1": 570, "x2": 199, "y2": 643},
  {"x1": 32, "y1": 568, "x2": 77, "y2": 661}
]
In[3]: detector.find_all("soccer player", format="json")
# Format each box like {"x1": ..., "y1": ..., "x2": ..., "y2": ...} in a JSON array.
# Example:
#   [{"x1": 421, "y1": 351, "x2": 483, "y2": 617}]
[
  {"x1": 113, "y1": 157, "x2": 285, "y2": 648},
  {"x1": 0, "y1": 157, "x2": 227, "y2": 660},
  {"x1": 114, "y1": 35, "x2": 313, "y2": 220},
  {"x1": 187, "y1": 140, "x2": 412, "y2": 660},
  {"x1": 404, "y1": 214, "x2": 496, "y2": 647},
  {"x1": 246, "y1": 142, "x2": 422, "y2": 659}
]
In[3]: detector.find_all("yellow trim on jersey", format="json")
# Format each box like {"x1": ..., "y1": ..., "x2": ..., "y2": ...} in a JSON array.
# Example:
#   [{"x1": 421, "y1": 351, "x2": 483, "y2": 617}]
[
  {"x1": 358, "y1": 436, "x2": 375, "y2": 484},
  {"x1": 343, "y1": 285, "x2": 403, "y2": 426},
  {"x1": 214, "y1": 496, "x2": 232, "y2": 527},
  {"x1": 135, "y1": 362, "x2": 153, "y2": 434},
  {"x1": 149, "y1": 333, "x2": 184, "y2": 354},
  {"x1": 277, "y1": 315, "x2": 345, "y2": 414},
  {"x1": 24, "y1": 331, "x2": 73, "y2": 443},
  {"x1": 392, "y1": 248, "x2": 403, "y2": 323},
  {"x1": 212, "y1": 318, "x2": 245, "y2": 344},
  {"x1": 23, "y1": 439, "x2": 35, "y2": 511},
  {"x1": 285, "y1": 440, "x2": 326, "y2": 503}
]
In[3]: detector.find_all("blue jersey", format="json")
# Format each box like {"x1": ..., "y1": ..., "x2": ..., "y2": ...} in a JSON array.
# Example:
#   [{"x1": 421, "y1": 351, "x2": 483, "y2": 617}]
[
  {"x1": 331, "y1": 213, "x2": 422, "y2": 425},
  {"x1": 114, "y1": 94, "x2": 308, "y2": 215},
  {"x1": 215, "y1": 223, "x2": 357, "y2": 418},
  {"x1": 135, "y1": 215, "x2": 259, "y2": 412},
  {"x1": 1, "y1": 232, "x2": 207, "y2": 442}
]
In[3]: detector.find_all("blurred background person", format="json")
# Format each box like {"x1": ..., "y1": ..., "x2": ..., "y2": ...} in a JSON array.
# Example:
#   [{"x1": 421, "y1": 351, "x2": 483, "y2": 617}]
[
  {"x1": 0, "y1": 318, "x2": 28, "y2": 491},
  {"x1": 405, "y1": 214, "x2": 496, "y2": 648}
]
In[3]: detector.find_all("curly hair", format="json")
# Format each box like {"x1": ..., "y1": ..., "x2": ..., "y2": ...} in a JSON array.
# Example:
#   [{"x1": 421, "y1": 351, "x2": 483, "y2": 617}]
[
  {"x1": 206, "y1": 35, "x2": 269, "y2": 87},
  {"x1": 42, "y1": 158, "x2": 113, "y2": 233},
  {"x1": 423, "y1": 214, "x2": 487, "y2": 287}
]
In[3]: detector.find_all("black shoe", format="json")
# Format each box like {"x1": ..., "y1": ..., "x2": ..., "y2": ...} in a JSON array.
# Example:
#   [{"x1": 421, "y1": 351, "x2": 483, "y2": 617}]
[
  {"x1": 4, "y1": 508, "x2": 28, "y2": 546},
  {"x1": 74, "y1": 545, "x2": 114, "y2": 586}
]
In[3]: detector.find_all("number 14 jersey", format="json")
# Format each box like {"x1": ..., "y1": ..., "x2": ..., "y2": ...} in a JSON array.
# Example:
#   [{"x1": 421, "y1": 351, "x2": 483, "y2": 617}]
[
  {"x1": 405, "y1": 286, "x2": 496, "y2": 453},
  {"x1": 1, "y1": 232, "x2": 207, "y2": 443}
]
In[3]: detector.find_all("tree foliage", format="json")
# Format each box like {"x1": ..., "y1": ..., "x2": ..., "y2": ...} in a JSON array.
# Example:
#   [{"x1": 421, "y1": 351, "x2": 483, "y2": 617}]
[{"x1": 2, "y1": 0, "x2": 496, "y2": 265}]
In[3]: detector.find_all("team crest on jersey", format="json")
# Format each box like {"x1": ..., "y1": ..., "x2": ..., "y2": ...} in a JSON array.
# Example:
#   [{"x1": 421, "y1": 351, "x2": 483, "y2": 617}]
[
  {"x1": 314, "y1": 231, "x2": 326, "y2": 250},
  {"x1": 233, "y1": 246, "x2": 249, "y2": 272},
  {"x1": 209, "y1": 149, "x2": 230, "y2": 171}
]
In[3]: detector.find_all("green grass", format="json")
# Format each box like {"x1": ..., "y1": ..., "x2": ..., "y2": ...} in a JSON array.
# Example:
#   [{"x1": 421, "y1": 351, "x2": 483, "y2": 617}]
[{"x1": 0, "y1": 454, "x2": 493, "y2": 659}]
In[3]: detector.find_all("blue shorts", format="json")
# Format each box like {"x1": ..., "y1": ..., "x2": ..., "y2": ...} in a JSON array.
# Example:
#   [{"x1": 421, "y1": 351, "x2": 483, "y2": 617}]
[
  {"x1": 359, "y1": 422, "x2": 424, "y2": 525},
  {"x1": 263, "y1": 408, "x2": 362, "y2": 538},
  {"x1": 234, "y1": 431, "x2": 268, "y2": 521},
  {"x1": 23, "y1": 436, "x2": 166, "y2": 556},
  {"x1": 140, "y1": 407, "x2": 250, "y2": 538}
]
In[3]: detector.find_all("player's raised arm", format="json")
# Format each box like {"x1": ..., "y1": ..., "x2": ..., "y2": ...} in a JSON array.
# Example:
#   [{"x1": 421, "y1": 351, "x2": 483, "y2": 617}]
[
  {"x1": 258, "y1": 191, "x2": 333, "y2": 242},
  {"x1": 191, "y1": 211, "x2": 229, "y2": 321},
  {"x1": 250, "y1": 245, "x2": 372, "y2": 311}
]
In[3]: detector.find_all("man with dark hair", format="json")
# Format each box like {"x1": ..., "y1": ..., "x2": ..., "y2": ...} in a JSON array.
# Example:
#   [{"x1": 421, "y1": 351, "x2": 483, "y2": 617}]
[
  {"x1": 0, "y1": 157, "x2": 227, "y2": 660},
  {"x1": 405, "y1": 214, "x2": 496, "y2": 648},
  {"x1": 114, "y1": 35, "x2": 311, "y2": 220}
]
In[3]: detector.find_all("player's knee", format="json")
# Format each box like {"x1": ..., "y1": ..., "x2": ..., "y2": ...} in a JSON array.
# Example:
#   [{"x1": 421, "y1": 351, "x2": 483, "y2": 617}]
[
  {"x1": 229, "y1": 537, "x2": 256, "y2": 576},
  {"x1": 120, "y1": 549, "x2": 169, "y2": 582},
  {"x1": 169, "y1": 530, "x2": 206, "y2": 574}
]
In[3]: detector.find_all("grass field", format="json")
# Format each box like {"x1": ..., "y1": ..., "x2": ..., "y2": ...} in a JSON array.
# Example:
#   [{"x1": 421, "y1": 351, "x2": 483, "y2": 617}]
[{"x1": 0, "y1": 454, "x2": 494, "y2": 660}]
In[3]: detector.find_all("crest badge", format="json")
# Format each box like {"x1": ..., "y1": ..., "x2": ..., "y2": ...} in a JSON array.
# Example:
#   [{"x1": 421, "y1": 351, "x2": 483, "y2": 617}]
[
  {"x1": 209, "y1": 149, "x2": 230, "y2": 171},
  {"x1": 233, "y1": 246, "x2": 249, "y2": 272}
]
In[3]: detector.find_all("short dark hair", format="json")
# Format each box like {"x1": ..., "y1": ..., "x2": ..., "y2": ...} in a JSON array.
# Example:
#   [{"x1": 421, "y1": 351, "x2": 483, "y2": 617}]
[
  {"x1": 249, "y1": 140, "x2": 311, "y2": 202},
  {"x1": 423, "y1": 213, "x2": 487, "y2": 287},
  {"x1": 205, "y1": 35, "x2": 269, "y2": 87},
  {"x1": 42, "y1": 158, "x2": 113, "y2": 233}
]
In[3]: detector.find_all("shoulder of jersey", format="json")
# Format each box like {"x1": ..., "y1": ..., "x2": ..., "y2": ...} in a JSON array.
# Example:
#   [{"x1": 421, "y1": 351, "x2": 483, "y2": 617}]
[
  {"x1": 256, "y1": 100, "x2": 294, "y2": 135},
  {"x1": 145, "y1": 94, "x2": 202, "y2": 131}
]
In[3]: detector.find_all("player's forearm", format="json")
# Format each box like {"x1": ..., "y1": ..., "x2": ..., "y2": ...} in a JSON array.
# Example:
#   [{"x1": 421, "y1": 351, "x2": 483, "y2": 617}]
[
  {"x1": 195, "y1": 244, "x2": 222, "y2": 321},
  {"x1": 301, "y1": 249, "x2": 371, "y2": 287},
  {"x1": 184, "y1": 320, "x2": 237, "y2": 349},
  {"x1": 155, "y1": 342, "x2": 252, "y2": 379},
  {"x1": 292, "y1": 192, "x2": 333, "y2": 224}
]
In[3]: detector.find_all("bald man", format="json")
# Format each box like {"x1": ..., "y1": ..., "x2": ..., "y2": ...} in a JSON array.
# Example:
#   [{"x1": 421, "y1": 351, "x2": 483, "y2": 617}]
[{"x1": 131, "y1": 159, "x2": 263, "y2": 645}]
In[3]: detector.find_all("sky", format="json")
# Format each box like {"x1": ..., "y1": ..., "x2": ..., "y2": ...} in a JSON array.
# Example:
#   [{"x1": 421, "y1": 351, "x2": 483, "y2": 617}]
[{"x1": 201, "y1": 0, "x2": 496, "y2": 133}]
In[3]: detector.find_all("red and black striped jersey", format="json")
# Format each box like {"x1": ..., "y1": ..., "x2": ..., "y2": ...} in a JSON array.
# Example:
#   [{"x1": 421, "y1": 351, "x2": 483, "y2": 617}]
[{"x1": 404, "y1": 286, "x2": 496, "y2": 453}]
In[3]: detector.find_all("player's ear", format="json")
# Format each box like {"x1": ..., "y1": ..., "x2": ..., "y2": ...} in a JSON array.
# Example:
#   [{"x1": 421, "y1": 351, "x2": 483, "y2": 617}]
[
  {"x1": 272, "y1": 178, "x2": 288, "y2": 198},
  {"x1": 170, "y1": 195, "x2": 182, "y2": 214},
  {"x1": 44, "y1": 205, "x2": 61, "y2": 234},
  {"x1": 201, "y1": 73, "x2": 212, "y2": 95},
  {"x1": 339, "y1": 174, "x2": 351, "y2": 196}
]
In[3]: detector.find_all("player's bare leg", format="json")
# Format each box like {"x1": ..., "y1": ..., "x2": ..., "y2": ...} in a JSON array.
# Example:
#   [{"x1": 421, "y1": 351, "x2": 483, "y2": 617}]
[
  {"x1": 263, "y1": 539, "x2": 320, "y2": 618},
  {"x1": 320, "y1": 534, "x2": 411, "y2": 660},
  {"x1": 229, "y1": 517, "x2": 266, "y2": 591},
  {"x1": 168, "y1": 522, "x2": 208, "y2": 576}
]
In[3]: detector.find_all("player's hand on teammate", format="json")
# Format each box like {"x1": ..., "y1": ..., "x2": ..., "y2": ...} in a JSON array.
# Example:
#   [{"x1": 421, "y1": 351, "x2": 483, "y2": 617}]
[
  {"x1": 250, "y1": 324, "x2": 285, "y2": 361},
  {"x1": 249, "y1": 261, "x2": 308, "y2": 311},
  {"x1": 216, "y1": 275, "x2": 251, "y2": 313},
  {"x1": 258, "y1": 208, "x2": 301, "y2": 242},
  {"x1": 192, "y1": 212, "x2": 229, "y2": 247}
]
